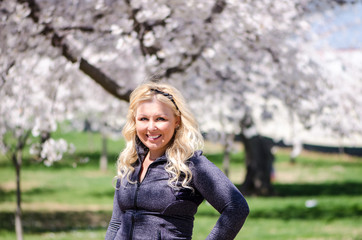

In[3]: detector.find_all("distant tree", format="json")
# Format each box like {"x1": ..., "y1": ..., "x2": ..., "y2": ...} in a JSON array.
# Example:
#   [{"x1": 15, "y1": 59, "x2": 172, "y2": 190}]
[
  {"x1": 239, "y1": 114, "x2": 275, "y2": 195},
  {"x1": 0, "y1": 54, "x2": 75, "y2": 239}
]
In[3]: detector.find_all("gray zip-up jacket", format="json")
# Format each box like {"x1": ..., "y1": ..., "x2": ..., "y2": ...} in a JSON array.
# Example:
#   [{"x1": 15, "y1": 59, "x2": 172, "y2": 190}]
[{"x1": 105, "y1": 142, "x2": 249, "y2": 240}]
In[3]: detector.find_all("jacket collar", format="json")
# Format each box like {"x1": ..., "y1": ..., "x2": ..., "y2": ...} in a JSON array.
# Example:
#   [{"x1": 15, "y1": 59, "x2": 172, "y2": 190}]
[
  {"x1": 135, "y1": 136, "x2": 148, "y2": 162},
  {"x1": 135, "y1": 136, "x2": 168, "y2": 163}
]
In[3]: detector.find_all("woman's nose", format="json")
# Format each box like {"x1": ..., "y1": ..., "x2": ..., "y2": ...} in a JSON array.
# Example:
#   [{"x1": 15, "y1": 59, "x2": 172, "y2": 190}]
[{"x1": 148, "y1": 121, "x2": 157, "y2": 130}]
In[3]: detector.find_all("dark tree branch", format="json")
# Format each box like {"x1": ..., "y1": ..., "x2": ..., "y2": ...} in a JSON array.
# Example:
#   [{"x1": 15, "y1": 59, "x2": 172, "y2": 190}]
[
  {"x1": 124, "y1": 0, "x2": 227, "y2": 79},
  {"x1": 18, "y1": 0, "x2": 41, "y2": 22},
  {"x1": 205, "y1": 0, "x2": 226, "y2": 23},
  {"x1": 164, "y1": 48, "x2": 205, "y2": 78},
  {"x1": 17, "y1": 0, "x2": 132, "y2": 102},
  {"x1": 0, "y1": 60, "x2": 15, "y2": 90},
  {"x1": 263, "y1": 47, "x2": 280, "y2": 64},
  {"x1": 16, "y1": 0, "x2": 229, "y2": 99},
  {"x1": 79, "y1": 58, "x2": 132, "y2": 101},
  {"x1": 303, "y1": 0, "x2": 359, "y2": 13},
  {"x1": 124, "y1": 2, "x2": 164, "y2": 57},
  {"x1": 58, "y1": 26, "x2": 101, "y2": 33}
]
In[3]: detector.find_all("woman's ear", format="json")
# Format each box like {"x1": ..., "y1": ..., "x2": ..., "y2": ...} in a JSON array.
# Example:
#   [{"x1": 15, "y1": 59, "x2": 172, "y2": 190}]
[{"x1": 175, "y1": 116, "x2": 181, "y2": 129}]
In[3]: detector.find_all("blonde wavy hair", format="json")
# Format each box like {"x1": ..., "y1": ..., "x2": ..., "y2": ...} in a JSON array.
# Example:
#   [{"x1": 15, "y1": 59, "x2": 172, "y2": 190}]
[{"x1": 117, "y1": 82, "x2": 204, "y2": 190}]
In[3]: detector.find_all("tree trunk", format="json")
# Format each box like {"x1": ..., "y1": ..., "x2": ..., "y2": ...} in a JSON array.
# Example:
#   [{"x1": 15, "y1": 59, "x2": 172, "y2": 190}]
[
  {"x1": 12, "y1": 150, "x2": 23, "y2": 240},
  {"x1": 240, "y1": 134, "x2": 275, "y2": 196},
  {"x1": 239, "y1": 115, "x2": 275, "y2": 196},
  {"x1": 100, "y1": 134, "x2": 108, "y2": 171},
  {"x1": 11, "y1": 131, "x2": 30, "y2": 240},
  {"x1": 222, "y1": 133, "x2": 234, "y2": 178}
]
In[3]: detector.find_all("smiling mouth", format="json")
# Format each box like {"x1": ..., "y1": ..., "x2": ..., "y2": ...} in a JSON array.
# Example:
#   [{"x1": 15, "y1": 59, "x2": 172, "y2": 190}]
[{"x1": 147, "y1": 134, "x2": 161, "y2": 140}]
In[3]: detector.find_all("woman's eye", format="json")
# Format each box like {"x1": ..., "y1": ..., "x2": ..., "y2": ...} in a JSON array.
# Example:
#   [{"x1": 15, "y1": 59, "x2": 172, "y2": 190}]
[
  {"x1": 157, "y1": 117, "x2": 166, "y2": 121},
  {"x1": 139, "y1": 117, "x2": 148, "y2": 121}
]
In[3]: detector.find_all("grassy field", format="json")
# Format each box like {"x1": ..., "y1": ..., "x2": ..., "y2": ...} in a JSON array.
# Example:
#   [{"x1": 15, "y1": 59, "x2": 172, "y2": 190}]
[{"x1": 0, "y1": 130, "x2": 361, "y2": 240}]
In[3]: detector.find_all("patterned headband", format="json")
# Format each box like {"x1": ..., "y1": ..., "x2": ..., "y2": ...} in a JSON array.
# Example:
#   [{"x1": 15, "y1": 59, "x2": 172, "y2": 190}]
[{"x1": 150, "y1": 88, "x2": 180, "y2": 112}]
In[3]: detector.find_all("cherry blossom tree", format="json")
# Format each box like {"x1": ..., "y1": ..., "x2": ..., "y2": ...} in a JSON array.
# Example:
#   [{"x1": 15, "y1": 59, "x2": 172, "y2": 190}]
[
  {"x1": 0, "y1": 55, "x2": 76, "y2": 239},
  {"x1": 1, "y1": 1, "x2": 362, "y2": 238},
  {"x1": 0, "y1": 52, "x2": 128, "y2": 240},
  {"x1": 0, "y1": 2, "x2": 128, "y2": 238}
]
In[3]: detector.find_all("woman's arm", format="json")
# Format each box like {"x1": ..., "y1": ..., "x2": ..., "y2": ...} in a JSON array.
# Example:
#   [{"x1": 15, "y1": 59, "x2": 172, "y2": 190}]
[
  {"x1": 105, "y1": 179, "x2": 122, "y2": 240},
  {"x1": 191, "y1": 153, "x2": 250, "y2": 240}
]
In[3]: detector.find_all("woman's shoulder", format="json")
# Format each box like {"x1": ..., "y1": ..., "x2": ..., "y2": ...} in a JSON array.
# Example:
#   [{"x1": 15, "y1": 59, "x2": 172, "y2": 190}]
[
  {"x1": 188, "y1": 150, "x2": 214, "y2": 168},
  {"x1": 188, "y1": 150, "x2": 204, "y2": 161}
]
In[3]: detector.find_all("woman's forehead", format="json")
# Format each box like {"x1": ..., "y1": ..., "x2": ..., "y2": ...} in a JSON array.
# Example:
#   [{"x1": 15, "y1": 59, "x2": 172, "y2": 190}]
[{"x1": 135, "y1": 99, "x2": 174, "y2": 115}]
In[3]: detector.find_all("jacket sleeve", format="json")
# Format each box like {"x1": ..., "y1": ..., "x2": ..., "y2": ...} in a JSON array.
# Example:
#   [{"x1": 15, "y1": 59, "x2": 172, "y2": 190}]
[
  {"x1": 191, "y1": 153, "x2": 249, "y2": 240},
  {"x1": 105, "y1": 179, "x2": 122, "y2": 240}
]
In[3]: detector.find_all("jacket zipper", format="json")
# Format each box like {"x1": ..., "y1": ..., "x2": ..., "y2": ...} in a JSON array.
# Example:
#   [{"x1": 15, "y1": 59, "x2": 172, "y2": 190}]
[
  {"x1": 130, "y1": 182, "x2": 140, "y2": 240},
  {"x1": 131, "y1": 164, "x2": 153, "y2": 239},
  {"x1": 130, "y1": 214, "x2": 135, "y2": 240},
  {"x1": 134, "y1": 164, "x2": 153, "y2": 209},
  {"x1": 134, "y1": 182, "x2": 140, "y2": 209}
]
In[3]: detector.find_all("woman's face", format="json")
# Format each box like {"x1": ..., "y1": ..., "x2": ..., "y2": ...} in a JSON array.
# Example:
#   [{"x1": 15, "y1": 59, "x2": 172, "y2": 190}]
[{"x1": 135, "y1": 99, "x2": 180, "y2": 158}]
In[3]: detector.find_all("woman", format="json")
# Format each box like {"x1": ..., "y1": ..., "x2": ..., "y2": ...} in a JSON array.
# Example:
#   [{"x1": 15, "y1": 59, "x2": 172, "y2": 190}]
[{"x1": 105, "y1": 82, "x2": 249, "y2": 240}]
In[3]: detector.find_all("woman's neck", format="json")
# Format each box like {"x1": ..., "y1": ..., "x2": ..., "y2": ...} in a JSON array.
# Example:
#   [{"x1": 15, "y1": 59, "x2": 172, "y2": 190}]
[
  {"x1": 147, "y1": 152, "x2": 163, "y2": 161},
  {"x1": 148, "y1": 156, "x2": 157, "y2": 161}
]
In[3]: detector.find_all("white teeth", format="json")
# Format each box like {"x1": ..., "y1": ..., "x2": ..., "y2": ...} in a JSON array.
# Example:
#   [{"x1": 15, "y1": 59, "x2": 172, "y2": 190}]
[{"x1": 148, "y1": 135, "x2": 160, "y2": 139}]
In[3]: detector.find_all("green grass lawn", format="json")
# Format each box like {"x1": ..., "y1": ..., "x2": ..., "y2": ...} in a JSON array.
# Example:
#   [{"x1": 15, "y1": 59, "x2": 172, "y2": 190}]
[{"x1": 0, "y1": 129, "x2": 361, "y2": 240}]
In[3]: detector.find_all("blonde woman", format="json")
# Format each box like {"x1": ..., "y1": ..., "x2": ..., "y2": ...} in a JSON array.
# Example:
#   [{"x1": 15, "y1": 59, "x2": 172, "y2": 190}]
[{"x1": 105, "y1": 82, "x2": 249, "y2": 240}]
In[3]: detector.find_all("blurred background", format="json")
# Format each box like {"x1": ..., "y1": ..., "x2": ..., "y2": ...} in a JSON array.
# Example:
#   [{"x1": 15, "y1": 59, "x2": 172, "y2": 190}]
[{"x1": 0, "y1": 0, "x2": 361, "y2": 239}]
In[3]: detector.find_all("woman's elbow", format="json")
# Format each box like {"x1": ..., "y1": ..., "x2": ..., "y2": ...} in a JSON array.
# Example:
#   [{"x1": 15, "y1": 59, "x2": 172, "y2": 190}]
[{"x1": 236, "y1": 196, "x2": 250, "y2": 220}]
